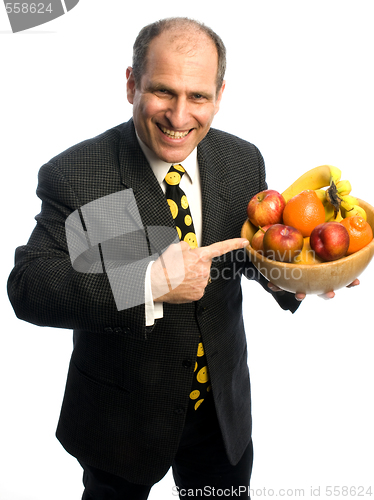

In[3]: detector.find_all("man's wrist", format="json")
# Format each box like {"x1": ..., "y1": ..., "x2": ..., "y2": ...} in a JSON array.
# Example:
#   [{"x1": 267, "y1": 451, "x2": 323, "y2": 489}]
[{"x1": 150, "y1": 257, "x2": 171, "y2": 302}]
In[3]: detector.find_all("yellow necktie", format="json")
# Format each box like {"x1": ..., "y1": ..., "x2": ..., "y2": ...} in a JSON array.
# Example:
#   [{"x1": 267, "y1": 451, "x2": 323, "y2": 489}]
[{"x1": 164, "y1": 164, "x2": 211, "y2": 411}]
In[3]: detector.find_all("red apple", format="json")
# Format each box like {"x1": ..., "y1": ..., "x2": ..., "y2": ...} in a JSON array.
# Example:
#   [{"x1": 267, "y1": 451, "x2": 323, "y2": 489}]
[
  {"x1": 310, "y1": 222, "x2": 350, "y2": 261},
  {"x1": 263, "y1": 224, "x2": 304, "y2": 262},
  {"x1": 251, "y1": 225, "x2": 272, "y2": 253},
  {"x1": 247, "y1": 189, "x2": 286, "y2": 227}
]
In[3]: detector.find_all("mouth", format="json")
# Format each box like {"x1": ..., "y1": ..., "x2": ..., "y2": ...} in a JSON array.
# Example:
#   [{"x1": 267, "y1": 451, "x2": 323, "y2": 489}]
[{"x1": 158, "y1": 125, "x2": 192, "y2": 140}]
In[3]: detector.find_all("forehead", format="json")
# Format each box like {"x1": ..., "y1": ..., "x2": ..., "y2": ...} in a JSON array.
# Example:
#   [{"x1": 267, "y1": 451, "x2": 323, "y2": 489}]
[{"x1": 143, "y1": 31, "x2": 219, "y2": 88}]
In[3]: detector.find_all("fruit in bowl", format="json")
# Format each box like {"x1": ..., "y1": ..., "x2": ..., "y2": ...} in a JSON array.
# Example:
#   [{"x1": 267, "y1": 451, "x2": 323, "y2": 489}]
[
  {"x1": 241, "y1": 198, "x2": 374, "y2": 295},
  {"x1": 282, "y1": 189, "x2": 326, "y2": 237},
  {"x1": 293, "y1": 237, "x2": 323, "y2": 265},
  {"x1": 340, "y1": 216, "x2": 373, "y2": 255},
  {"x1": 250, "y1": 225, "x2": 271, "y2": 253},
  {"x1": 263, "y1": 224, "x2": 304, "y2": 263},
  {"x1": 243, "y1": 164, "x2": 374, "y2": 294},
  {"x1": 246, "y1": 189, "x2": 286, "y2": 227},
  {"x1": 310, "y1": 222, "x2": 350, "y2": 261}
]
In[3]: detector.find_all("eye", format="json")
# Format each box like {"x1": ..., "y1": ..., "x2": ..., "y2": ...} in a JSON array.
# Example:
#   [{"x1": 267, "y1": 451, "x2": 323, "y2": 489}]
[
  {"x1": 155, "y1": 89, "x2": 171, "y2": 97},
  {"x1": 191, "y1": 93, "x2": 209, "y2": 102}
]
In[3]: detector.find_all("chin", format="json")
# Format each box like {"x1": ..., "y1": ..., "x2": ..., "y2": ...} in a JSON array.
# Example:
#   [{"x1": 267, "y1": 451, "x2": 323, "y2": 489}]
[{"x1": 155, "y1": 145, "x2": 193, "y2": 164}]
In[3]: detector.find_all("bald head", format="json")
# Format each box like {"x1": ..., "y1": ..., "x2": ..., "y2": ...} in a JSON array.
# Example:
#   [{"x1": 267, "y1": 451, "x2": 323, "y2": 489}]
[{"x1": 132, "y1": 17, "x2": 226, "y2": 93}]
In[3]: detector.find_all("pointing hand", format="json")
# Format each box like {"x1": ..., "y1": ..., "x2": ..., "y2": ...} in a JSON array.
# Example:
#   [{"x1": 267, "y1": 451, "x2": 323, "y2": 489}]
[{"x1": 151, "y1": 238, "x2": 249, "y2": 303}]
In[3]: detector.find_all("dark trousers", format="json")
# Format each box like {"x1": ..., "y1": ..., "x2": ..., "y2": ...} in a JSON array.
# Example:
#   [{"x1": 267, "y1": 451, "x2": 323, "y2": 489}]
[{"x1": 80, "y1": 397, "x2": 253, "y2": 499}]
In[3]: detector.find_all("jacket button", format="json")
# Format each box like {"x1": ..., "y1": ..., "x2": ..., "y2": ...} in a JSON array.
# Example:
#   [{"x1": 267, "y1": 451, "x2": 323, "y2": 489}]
[
  {"x1": 113, "y1": 327, "x2": 122, "y2": 334},
  {"x1": 104, "y1": 327, "x2": 113, "y2": 334},
  {"x1": 182, "y1": 359, "x2": 192, "y2": 368}
]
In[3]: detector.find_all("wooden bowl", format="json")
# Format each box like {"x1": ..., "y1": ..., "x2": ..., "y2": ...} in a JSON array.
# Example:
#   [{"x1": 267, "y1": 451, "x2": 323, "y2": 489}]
[{"x1": 241, "y1": 198, "x2": 374, "y2": 295}]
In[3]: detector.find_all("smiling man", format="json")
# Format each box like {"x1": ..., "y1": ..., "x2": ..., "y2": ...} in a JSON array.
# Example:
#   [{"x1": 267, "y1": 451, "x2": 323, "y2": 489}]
[
  {"x1": 126, "y1": 24, "x2": 225, "y2": 165},
  {"x1": 8, "y1": 17, "x2": 304, "y2": 500}
]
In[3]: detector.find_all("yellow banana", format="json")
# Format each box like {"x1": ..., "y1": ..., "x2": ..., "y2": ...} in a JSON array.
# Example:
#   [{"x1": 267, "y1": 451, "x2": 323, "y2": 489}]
[
  {"x1": 339, "y1": 194, "x2": 367, "y2": 220},
  {"x1": 282, "y1": 165, "x2": 341, "y2": 203},
  {"x1": 344, "y1": 204, "x2": 367, "y2": 220},
  {"x1": 340, "y1": 195, "x2": 358, "y2": 217},
  {"x1": 336, "y1": 180, "x2": 352, "y2": 196},
  {"x1": 329, "y1": 165, "x2": 342, "y2": 186},
  {"x1": 323, "y1": 202, "x2": 335, "y2": 221},
  {"x1": 314, "y1": 188, "x2": 340, "y2": 221},
  {"x1": 341, "y1": 194, "x2": 359, "y2": 206},
  {"x1": 314, "y1": 189, "x2": 327, "y2": 203},
  {"x1": 340, "y1": 198, "x2": 354, "y2": 212},
  {"x1": 327, "y1": 210, "x2": 343, "y2": 222}
]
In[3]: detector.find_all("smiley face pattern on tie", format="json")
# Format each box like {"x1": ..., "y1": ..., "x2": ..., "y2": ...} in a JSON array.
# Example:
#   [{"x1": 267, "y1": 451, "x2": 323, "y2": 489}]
[
  {"x1": 190, "y1": 340, "x2": 211, "y2": 410},
  {"x1": 164, "y1": 165, "x2": 198, "y2": 249},
  {"x1": 164, "y1": 164, "x2": 211, "y2": 410}
]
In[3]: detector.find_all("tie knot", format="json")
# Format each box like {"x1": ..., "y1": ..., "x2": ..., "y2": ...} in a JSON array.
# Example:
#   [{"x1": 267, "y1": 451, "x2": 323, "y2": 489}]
[{"x1": 165, "y1": 164, "x2": 185, "y2": 187}]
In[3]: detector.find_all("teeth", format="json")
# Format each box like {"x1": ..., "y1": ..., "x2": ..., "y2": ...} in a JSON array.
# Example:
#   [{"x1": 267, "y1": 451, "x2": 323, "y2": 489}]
[{"x1": 161, "y1": 127, "x2": 189, "y2": 139}]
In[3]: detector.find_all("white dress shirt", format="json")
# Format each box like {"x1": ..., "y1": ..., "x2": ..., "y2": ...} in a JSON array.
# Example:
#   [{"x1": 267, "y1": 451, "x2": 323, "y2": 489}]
[{"x1": 136, "y1": 136, "x2": 203, "y2": 326}]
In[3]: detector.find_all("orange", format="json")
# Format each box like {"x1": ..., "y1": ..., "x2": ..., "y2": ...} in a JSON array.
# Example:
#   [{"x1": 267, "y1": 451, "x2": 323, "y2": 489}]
[
  {"x1": 340, "y1": 216, "x2": 373, "y2": 255},
  {"x1": 282, "y1": 190, "x2": 326, "y2": 237}
]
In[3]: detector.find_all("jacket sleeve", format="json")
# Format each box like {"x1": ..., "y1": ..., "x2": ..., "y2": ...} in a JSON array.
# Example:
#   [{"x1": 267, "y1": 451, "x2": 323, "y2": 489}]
[
  {"x1": 7, "y1": 161, "x2": 153, "y2": 334},
  {"x1": 243, "y1": 261, "x2": 302, "y2": 313}
]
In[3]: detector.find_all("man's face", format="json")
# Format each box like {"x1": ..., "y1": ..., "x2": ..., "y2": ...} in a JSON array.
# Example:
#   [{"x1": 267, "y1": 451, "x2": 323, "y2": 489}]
[{"x1": 126, "y1": 32, "x2": 225, "y2": 164}]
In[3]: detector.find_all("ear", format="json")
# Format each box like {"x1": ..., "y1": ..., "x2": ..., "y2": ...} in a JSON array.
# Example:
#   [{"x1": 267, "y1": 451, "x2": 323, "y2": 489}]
[
  {"x1": 214, "y1": 81, "x2": 226, "y2": 116},
  {"x1": 126, "y1": 67, "x2": 136, "y2": 104}
]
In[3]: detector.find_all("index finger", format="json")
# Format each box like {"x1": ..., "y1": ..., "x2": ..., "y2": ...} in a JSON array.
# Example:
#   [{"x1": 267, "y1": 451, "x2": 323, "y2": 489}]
[{"x1": 201, "y1": 238, "x2": 249, "y2": 260}]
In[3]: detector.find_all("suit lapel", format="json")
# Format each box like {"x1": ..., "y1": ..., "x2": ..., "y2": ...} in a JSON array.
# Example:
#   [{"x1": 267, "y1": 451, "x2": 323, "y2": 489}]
[{"x1": 198, "y1": 135, "x2": 232, "y2": 247}]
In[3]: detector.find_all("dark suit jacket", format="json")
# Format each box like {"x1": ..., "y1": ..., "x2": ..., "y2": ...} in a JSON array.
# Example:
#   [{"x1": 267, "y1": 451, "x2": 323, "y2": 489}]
[{"x1": 7, "y1": 119, "x2": 299, "y2": 485}]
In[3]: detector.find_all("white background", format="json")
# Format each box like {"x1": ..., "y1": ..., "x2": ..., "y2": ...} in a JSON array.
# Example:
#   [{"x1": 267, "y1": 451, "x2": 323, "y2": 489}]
[{"x1": 1, "y1": 1, "x2": 373, "y2": 498}]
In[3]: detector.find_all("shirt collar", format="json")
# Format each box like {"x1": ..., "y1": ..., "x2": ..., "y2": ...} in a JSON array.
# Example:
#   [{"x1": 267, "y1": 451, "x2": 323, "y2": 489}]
[{"x1": 136, "y1": 133, "x2": 198, "y2": 186}]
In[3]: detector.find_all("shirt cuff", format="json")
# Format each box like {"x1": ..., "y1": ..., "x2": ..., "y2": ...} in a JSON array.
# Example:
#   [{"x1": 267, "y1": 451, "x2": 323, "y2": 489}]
[{"x1": 145, "y1": 260, "x2": 164, "y2": 327}]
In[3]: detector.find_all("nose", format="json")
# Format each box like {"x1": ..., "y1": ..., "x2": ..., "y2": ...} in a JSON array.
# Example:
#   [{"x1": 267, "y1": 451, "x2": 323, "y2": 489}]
[{"x1": 164, "y1": 96, "x2": 190, "y2": 129}]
